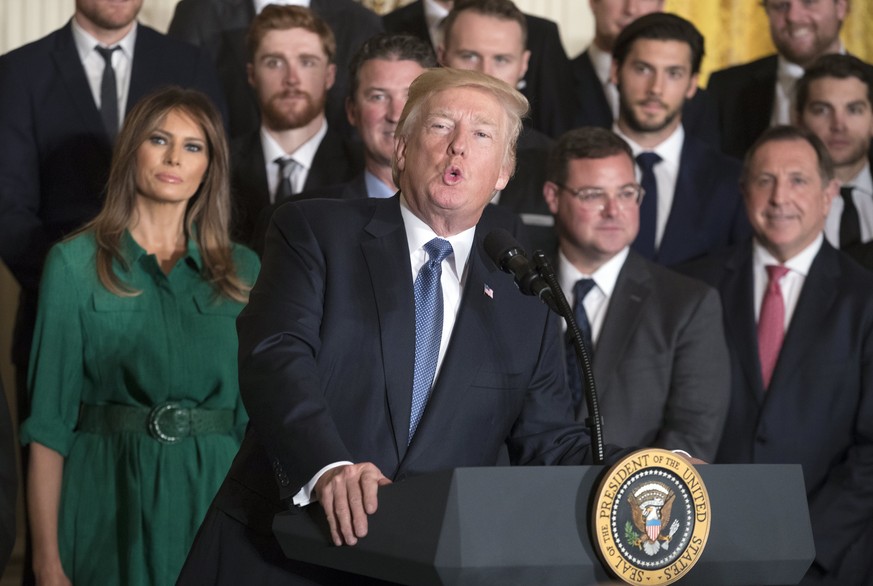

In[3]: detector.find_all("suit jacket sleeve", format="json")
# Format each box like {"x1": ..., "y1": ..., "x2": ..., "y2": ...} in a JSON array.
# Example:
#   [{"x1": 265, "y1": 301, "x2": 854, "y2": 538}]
[
  {"x1": 0, "y1": 52, "x2": 50, "y2": 289},
  {"x1": 656, "y1": 285, "x2": 730, "y2": 461},
  {"x1": 806, "y1": 315, "x2": 873, "y2": 573},
  {"x1": 236, "y1": 202, "x2": 354, "y2": 492}
]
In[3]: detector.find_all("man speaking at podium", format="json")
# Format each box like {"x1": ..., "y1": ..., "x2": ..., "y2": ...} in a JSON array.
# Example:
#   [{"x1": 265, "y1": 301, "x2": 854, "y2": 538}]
[{"x1": 179, "y1": 68, "x2": 619, "y2": 585}]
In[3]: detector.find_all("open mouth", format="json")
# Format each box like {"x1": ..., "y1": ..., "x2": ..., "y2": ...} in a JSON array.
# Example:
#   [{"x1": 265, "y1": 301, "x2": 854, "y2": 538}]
[{"x1": 443, "y1": 165, "x2": 463, "y2": 185}]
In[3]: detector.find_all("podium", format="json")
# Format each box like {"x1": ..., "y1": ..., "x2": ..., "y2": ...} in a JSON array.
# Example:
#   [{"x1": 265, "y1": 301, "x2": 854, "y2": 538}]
[{"x1": 273, "y1": 465, "x2": 814, "y2": 585}]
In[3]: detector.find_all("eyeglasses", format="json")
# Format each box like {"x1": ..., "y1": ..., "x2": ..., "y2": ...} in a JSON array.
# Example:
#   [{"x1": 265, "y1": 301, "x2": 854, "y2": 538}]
[{"x1": 554, "y1": 183, "x2": 645, "y2": 210}]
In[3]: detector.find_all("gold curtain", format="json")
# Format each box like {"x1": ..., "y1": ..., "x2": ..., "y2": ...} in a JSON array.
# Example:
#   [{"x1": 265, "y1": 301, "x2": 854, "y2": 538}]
[{"x1": 665, "y1": 0, "x2": 873, "y2": 85}]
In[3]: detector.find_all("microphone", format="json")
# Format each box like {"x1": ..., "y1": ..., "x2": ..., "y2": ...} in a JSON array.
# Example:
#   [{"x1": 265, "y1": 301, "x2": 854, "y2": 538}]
[{"x1": 484, "y1": 229, "x2": 557, "y2": 310}]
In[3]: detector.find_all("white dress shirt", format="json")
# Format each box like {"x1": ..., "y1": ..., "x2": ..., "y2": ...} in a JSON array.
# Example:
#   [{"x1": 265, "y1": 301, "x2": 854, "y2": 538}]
[
  {"x1": 71, "y1": 18, "x2": 137, "y2": 130},
  {"x1": 824, "y1": 163, "x2": 873, "y2": 247},
  {"x1": 364, "y1": 170, "x2": 396, "y2": 199},
  {"x1": 752, "y1": 235, "x2": 823, "y2": 329},
  {"x1": 615, "y1": 125, "x2": 685, "y2": 251},
  {"x1": 772, "y1": 47, "x2": 845, "y2": 126},
  {"x1": 261, "y1": 120, "x2": 328, "y2": 203},
  {"x1": 556, "y1": 247, "x2": 629, "y2": 345}
]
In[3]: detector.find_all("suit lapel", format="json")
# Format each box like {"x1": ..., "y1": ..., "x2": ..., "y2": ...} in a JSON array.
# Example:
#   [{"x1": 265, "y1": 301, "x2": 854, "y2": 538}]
[
  {"x1": 658, "y1": 138, "x2": 701, "y2": 264},
  {"x1": 593, "y1": 253, "x2": 651, "y2": 398},
  {"x1": 721, "y1": 243, "x2": 766, "y2": 403},
  {"x1": 768, "y1": 243, "x2": 840, "y2": 391},
  {"x1": 52, "y1": 23, "x2": 105, "y2": 134},
  {"x1": 360, "y1": 197, "x2": 416, "y2": 458},
  {"x1": 744, "y1": 57, "x2": 777, "y2": 150},
  {"x1": 573, "y1": 51, "x2": 613, "y2": 128}
]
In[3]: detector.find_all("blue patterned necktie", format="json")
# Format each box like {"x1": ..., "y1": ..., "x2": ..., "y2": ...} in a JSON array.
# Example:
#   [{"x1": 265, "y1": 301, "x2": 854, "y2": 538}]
[
  {"x1": 565, "y1": 278, "x2": 596, "y2": 409},
  {"x1": 634, "y1": 152, "x2": 662, "y2": 260},
  {"x1": 409, "y1": 237, "x2": 454, "y2": 442}
]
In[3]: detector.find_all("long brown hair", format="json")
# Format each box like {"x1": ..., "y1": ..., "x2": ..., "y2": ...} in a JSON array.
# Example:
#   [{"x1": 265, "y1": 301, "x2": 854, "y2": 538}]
[{"x1": 84, "y1": 86, "x2": 250, "y2": 302}]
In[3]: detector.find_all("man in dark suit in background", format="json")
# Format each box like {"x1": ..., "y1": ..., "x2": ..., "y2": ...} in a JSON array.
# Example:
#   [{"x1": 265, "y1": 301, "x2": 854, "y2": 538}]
[
  {"x1": 795, "y1": 54, "x2": 873, "y2": 251},
  {"x1": 708, "y1": 0, "x2": 853, "y2": 158},
  {"x1": 168, "y1": 0, "x2": 383, "y2": 138},
  {"x1": 610, "y1": 13, "x2": 748, "y2": 266},
  {"x1": 178, "y1": 67, "x2": 613, "y2": 585},
  {"x1": 0, "y1": 1, "x2": 225, "y2": 581},
  {"x1": 437, "y1": 0, "x2": 556, "y2": 253},
  {"x1": 383, "y1": 0, "x2": 573, "y2": 138},
  {"x1": 682, "y1": 125, "x2": 873, "y2": 585},
  {"x1": 230, "y1": 5, "x2": 361, "y2": 251},
  {"x1": 295, "y1": 33, "x2": 435, "y2": 203},
  {"x1": 570, "y1": 0, "x2": 719, "y2": 148},
  {"x1": 543, "y1": 127, "x2": 729, "y2": 460}
]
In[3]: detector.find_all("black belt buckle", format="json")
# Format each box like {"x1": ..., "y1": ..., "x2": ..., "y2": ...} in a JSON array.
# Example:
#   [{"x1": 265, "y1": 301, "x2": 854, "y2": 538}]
[{"x1": 148, "y1": 402, "x2": 190, "y2": 444}]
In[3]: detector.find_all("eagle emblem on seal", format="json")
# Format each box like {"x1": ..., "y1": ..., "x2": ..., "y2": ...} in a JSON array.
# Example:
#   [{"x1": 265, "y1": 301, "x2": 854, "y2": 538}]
[{"x1": 626, "y1": 482, "x2": 681, "y2": 556}]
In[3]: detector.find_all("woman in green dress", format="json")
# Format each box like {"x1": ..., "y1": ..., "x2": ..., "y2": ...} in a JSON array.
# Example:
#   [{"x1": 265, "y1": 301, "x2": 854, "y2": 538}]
[{"x1": 22, "y1": 87, "x2": 259, "y2": 586}]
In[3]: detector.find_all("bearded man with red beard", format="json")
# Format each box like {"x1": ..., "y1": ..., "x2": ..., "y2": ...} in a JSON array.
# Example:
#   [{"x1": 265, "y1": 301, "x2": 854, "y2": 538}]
[{"x1": 230, "y1": 5, "x2": 362, "y2": 252}]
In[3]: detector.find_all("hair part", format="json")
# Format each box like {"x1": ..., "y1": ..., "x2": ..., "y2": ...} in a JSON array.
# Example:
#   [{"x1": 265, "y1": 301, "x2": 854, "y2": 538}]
[
  {"x1": 741, "y1": 125, "x2": 836, "y2": 186},
  {"x1": 612, "y1": 12, "x2": 705, "y2": 74},
  {"x1": 441, "y1": 0, "x2": 528, "y2": 48},
  {"x1": 347, "y1": 33, "x2": 436, "y2": 99},
  {"x1": 391, "y1": 67, "x2": 529, "y2": 187},
  {"x1": 546, "y1": 127, "x2": 634, "y2": 186},
  {"x1": 246, "y1": 4, "x2": 336, "y2": 64},
  {"x1": 81, "y1": 86, "x2": 251, "y2": 303},
  {"x1": 795, "y1": 53, "x2": 873, "y2": 114}
]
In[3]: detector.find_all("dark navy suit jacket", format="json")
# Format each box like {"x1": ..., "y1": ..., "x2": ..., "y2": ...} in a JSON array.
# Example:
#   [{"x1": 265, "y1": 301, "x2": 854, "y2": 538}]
[
  {"x1": 636, "y1": 135, "x2": 750, "y2": 266},
  {"x1": 682, "y1": 240, "x2": 873, "y2": 580}
]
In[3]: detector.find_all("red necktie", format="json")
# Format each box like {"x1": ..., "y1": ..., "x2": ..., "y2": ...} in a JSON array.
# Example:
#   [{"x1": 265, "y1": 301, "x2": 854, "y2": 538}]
[{"x1": 758, "y1": 265, "x2": 790, "y2": 389}]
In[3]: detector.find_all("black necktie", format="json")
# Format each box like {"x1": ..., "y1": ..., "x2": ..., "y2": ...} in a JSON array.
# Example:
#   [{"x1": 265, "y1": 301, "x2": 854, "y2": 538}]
[
  {"x1": 565, "y1": 278, "x2": 596, "y2": 410},
  {"x1": 96, "y1": 46, "x2": 120, "y2": 139},
  {"x1": 634, "y1": 152, "x2": 662, "y2": 260},
  {"x1": 274, "y1": 157, "x2": 301, "y2": 203},
  {"x1": 839, "y1": 185, "x2": 861, "y2": 249}
]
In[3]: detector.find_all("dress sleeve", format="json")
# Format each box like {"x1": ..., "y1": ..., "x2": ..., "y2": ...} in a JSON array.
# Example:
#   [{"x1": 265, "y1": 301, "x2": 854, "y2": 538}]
[{"x1": 20, "y1": 245, "x2": 85, "y2": 456}]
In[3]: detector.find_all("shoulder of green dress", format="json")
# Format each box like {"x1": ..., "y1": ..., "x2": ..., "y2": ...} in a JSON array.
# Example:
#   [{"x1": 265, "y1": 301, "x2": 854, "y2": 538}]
[{"x1": 46, "y1": 231, "x2": 98, "y2": 270}]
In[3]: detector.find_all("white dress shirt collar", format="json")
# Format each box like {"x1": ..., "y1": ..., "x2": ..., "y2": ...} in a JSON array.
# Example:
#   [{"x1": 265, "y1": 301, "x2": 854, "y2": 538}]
[
  {"x1": 587, "y1": 43, "x2": 613, "y2": 88},
  {"x1": 71, "y1": 18, "x2": 137, "y2": 123},
  {"x1": 260, "y1": 119, "x2": 328, "y2": 201},
  {"x1": 399, "y1": 195, "x2": 475, "y2": 285},
  {"x1": 752, "y1": 234, "x2": 823, "y2": 325},
  {"x1": 364, "y1": 170, "x2": 396, "y2": 199},
  {"x1": 824, "y1": 162, "x2": 873, "y2": 246}
]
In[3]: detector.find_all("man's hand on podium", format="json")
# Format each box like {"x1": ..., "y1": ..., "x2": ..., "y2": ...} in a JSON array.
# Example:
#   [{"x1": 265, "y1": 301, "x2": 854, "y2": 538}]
[{"x1": 315, "y1": 462, "x2": 392, "y2": 546}]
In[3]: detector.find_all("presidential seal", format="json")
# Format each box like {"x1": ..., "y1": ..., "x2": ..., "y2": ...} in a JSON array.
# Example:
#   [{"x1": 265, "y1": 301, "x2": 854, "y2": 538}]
[{"x1": 591, "y1": 448, "x2": 711, "y2": 585}]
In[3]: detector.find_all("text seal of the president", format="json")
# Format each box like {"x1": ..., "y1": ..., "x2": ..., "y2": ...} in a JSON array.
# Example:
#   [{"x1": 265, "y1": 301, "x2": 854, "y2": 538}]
[{"x1": 591, "y1": 448, "x2": 711, "y2": 585}]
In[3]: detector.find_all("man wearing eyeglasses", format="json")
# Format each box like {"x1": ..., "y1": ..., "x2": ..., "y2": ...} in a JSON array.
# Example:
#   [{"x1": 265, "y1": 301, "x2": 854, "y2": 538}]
[
  {"x1": 543, "y1": 126, "x2": 730, "y2": 461},
  {"x1": 611, "y1": 13, "x2": 749, "y2": 266}
]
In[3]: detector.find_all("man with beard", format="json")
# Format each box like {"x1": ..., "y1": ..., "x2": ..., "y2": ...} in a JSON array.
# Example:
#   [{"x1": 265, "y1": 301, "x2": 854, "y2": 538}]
[
  {"x1": 707, "y1": 0, "x2": 873, "y2": 159},
  {"x1": 230, "y1": 5, "x2": 362, "y2": 251},
  {"x1": 795, "y1": 55, "x2": 873, "y2": 252},
  {"x1": 569, "y1": 0, "x2": 720, "y2": 148},
  {"x1": 611, "y1": 13, "x2": 748, "y2": 265}
]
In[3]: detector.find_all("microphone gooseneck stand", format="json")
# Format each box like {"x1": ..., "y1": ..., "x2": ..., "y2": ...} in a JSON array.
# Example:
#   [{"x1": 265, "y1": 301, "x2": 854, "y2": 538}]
[{"x1": 532, "y1": 251, "x2": 605, "y2": 465}]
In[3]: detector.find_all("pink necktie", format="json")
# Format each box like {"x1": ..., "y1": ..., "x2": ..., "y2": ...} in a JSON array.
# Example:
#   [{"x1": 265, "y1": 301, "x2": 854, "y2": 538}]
[{"x1": 758, "y1": 265, "x2": 790, "y2": 389}]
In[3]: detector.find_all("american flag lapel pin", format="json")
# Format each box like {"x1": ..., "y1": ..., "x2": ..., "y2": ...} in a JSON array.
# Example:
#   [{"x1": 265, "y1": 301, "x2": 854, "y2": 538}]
[{"x1": 483, "y1": 283, "x2": 494, "y2": 299}]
